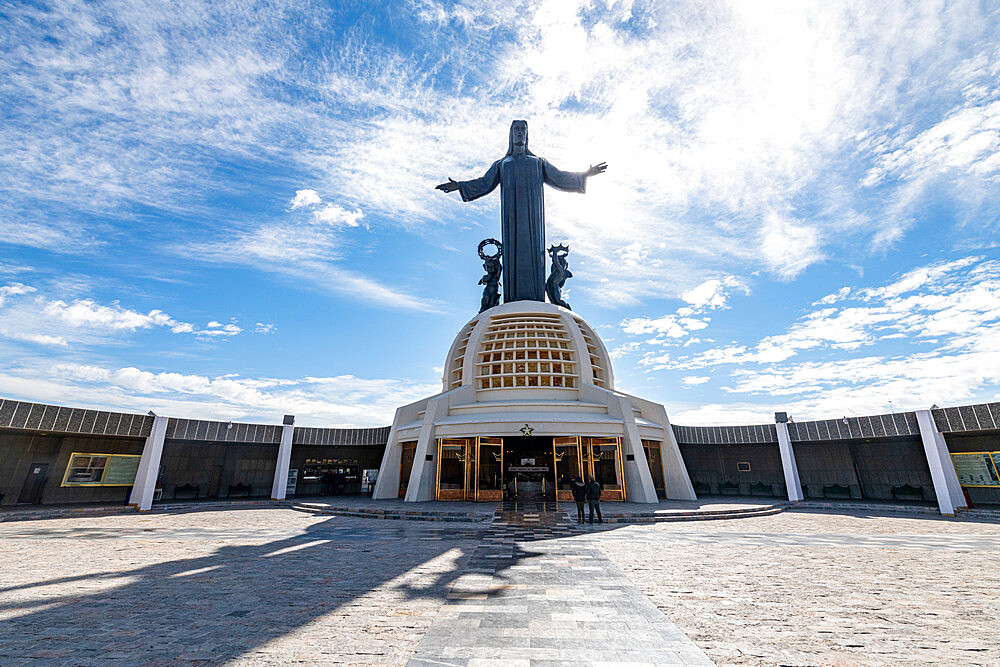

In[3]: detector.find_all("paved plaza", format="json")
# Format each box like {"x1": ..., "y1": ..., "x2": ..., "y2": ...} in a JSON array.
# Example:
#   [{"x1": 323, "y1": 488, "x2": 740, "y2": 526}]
[{"x1": 1, "y1": 504, "x2": 999, "y2": 665}]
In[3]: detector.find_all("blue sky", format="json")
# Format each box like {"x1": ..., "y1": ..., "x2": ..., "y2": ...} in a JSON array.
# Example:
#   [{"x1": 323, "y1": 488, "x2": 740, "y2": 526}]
[{"x1": 1, "y1": 0, "x2": 998, "y2": 427}]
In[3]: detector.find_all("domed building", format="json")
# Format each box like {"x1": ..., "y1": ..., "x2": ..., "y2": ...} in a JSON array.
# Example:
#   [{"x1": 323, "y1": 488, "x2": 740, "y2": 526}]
[{"x1": 372, "y1": 301, "x2": 696, "y2": 503}]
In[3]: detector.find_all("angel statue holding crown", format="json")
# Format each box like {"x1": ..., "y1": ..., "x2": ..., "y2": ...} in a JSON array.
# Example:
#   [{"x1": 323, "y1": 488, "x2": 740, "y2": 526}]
[{"x1": 437, "y1": 120, "x2": 606, "y2": 303}]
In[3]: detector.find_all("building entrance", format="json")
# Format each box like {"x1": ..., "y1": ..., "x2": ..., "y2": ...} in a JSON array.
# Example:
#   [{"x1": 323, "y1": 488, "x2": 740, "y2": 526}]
[
  {"x1": 504, "y1": 437, "x2": 555, "y2": 501},
  {"x1": 434, "y1": 435, "x2": 626, "y2": 502}
]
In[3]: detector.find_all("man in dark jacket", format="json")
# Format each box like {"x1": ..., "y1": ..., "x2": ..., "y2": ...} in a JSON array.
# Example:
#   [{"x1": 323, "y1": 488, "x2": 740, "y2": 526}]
[
  {"x1": 586, "y1": 476, "x2": 603, "y2": 524},
  {"x1": 570, "y1": 477, "x2": 587, "y2": 523}
]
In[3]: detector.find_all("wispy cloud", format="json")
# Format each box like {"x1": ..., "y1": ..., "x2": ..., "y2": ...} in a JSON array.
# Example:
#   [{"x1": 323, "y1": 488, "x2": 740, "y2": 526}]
[
  {"x1": 0, "y1": 361, "x2": 439, "y2": 427},
  {"x1": 619, "y1": 275, "x2": 745, "y2": 344},
  {"x1": 0, "y1": 282, "x2": 245, "y2": 347},
  {"x1": 5, "y1": 2, "x2": 997, "y2": 302},
  {"x1": 646, "y1": 256, "x2": 1000, "y2": 419},
  {"x1": 184, "y1": 189, "x2": 444, "y2": 312}
]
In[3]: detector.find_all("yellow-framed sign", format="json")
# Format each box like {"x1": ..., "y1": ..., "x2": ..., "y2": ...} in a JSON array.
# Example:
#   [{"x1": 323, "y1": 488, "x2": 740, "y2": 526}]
[
  {"x1": 61, "y1": 452, "x2": 142, "y2": 487},
  {"x1": 950, "y1": 452, "x2": 1000, "y2": 488}
]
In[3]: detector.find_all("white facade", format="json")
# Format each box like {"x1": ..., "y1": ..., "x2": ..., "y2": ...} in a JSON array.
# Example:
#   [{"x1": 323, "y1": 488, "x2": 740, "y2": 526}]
[{"x1": 372, "y1": 301, "x2": 695, "y2": 503}]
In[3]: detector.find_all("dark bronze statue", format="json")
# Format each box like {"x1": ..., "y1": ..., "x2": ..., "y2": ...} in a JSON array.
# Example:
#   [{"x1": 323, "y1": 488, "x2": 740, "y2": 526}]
[
  {"x1": 545, "y1": 244, "x2": 572, "y2": 310},
  {"x1": 478, "y1": 238, "x2": 502, "y2": 312},
  {"x1": 437, "y1": 120, "x2": 606, "y2": 304}
]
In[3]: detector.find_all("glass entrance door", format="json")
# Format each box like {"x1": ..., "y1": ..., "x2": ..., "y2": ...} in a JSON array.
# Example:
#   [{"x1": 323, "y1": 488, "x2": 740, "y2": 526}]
[
  {"x1": 436, "y1": 438, "x2": 475, "y2": 500},
  {"x1": 398, "y1": 441, "x2": 416, "y2": 498},
  {"x1": 554, "y1": 437, "x2": 583, "y2": 501},
  {"x1": 552, "y1": 437, "x2": 625, "y2": 501},
  {"x1": 476, "y1": 437, "x2": 503, "y2": 501},
  {"x1": 642, "y1": 440, "x2": 666, "y2": 499}
]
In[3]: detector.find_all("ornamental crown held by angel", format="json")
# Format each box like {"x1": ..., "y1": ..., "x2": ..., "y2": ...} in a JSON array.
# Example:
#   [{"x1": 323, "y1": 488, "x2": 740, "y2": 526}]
[{"x1": 436, "y1": 120, "x2": 606, "y2": 305}]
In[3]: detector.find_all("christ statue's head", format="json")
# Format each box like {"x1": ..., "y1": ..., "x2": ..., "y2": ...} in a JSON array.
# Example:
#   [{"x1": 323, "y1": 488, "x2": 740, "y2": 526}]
[{"x1": 506, "y1": 120, "x2": 534, "y2": 156}]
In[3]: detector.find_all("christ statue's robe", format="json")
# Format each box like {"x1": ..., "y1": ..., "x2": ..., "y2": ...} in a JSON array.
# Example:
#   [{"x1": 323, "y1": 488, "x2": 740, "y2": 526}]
[{"x1": 458, "y1": 154, "x2": 586, "y2": 303}]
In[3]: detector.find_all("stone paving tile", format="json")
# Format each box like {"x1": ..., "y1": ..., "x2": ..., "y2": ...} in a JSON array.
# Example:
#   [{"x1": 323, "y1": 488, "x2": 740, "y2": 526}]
[
  {"x1": 3, "y1": 503, "x2": 996, "y2": 665},
  {"x1": 408, "y1": 503, "x2": 712, "y2": 666},
  {"x1": 0, "y1": 509, "x2": 486, "y2": 666},
  {"x1": 595, "y1": 509, "x2": 1000, "y2": 666}
]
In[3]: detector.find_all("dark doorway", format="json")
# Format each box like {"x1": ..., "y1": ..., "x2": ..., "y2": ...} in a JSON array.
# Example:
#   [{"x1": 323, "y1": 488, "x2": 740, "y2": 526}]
[
  {"x1": 17, "y1": 462, "x2": 49, "y2": 504},
  {"x1": 504, "y1": 437, "x2": 554, "y2": 501}
]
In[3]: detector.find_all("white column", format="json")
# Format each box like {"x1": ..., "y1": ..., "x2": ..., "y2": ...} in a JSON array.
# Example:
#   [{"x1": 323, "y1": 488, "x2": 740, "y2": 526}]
[
  {"x1": 915, "y1": 409, "x2": 966, "y2": 515},
  {"x1": 130, "y1": 415, "x2": 168, "y2": 511},
  {"x1": 775, "y1": 421, "x2": 804, "y2": 502},
  {"x1": 270, "y1": 419, "x2": 295, "y2": 500}
]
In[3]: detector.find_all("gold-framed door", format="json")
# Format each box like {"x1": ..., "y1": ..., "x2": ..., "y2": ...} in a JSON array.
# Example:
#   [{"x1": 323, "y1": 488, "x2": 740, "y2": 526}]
[
  {"x1": 642, "y1": 439, "x2": 666, "y2": 499},
  {"x1": 552, "y1": 436, "x2": 626, "y2": 501},
  {"x1": 436, "y1": 437, "x2": 505, "y2": 501},
  {"x1": 436, "y1": 437, "x2": 475, "y2": 500},
  {"x1": 399, "y1": 441, "x2": 417, "y2": 498},
  {"x1": 475, "y1": 437, "x2": 503, "y2": 501},
  {"x1": 553, "y1": 436, "x2": 582, "y2": 501}
]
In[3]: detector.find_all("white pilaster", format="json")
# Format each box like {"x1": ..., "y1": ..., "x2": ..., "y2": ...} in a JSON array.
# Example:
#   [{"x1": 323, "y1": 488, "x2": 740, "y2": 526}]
[
  {"x1": 270, "y1": 421, "x2": 295, "y2": 501},
  {"x1": 405, "y1": 396, "x2": 448, "y2": 502},
  {"x1": 607, "y1": 395, "x2": 658, "y2": 503},
  {"x1": 915, "y1": 409, "x2": 966, "y2": 515},
  {"x1": 130, "y1": 415, "x2": 168, "y2": 511},
  {"x1": 372, "y1": 406, "x2": 408, "y2": 499},
  {"x1": 775, "y1": 421, "x2": 803, "y2": 502}
]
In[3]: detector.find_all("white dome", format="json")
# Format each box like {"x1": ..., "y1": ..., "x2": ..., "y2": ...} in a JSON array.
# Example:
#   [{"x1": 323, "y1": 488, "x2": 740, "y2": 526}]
[{"x1": 443, "y1": 301, "x2": 614, "y2": 395}]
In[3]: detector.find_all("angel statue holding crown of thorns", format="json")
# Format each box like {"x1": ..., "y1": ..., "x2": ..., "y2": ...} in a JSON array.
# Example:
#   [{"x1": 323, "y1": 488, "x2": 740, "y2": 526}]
[{"x1": 545, "y1": 244, "x2": 573, "y2": 310}]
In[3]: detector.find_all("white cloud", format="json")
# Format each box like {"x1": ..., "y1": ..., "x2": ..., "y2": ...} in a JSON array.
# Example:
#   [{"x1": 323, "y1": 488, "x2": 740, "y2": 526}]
[
  {"x1": 864, "y1": 99, "x2": 1000, "y2": 187},
  {"x1": 760, "y1": 212, "x2": 824, "y2": 280},
  {"x1": 187, "y1": 194, "x2": 441, "y2": 313},
  {"x1": 2, "y1": 1, "x2": 998, "y2": 301},
  {"x1": 313, "y1": 203, "x2": 363, "y2": 227},
  {"x1": 681, "y1": 276, "x2": 746, "y2": 309},
  {"x1": 0, "y1": 285, "x2": 242, "y2": 347},
  {"x1": 682, "y1": 375, "x2": 710, "y2": 386},
  {"x1": 13, "y1": 362, "x2": 441, "y2": 427},
  {"x1": 814, "y1": 286, "x2": 850, "y2": 305},
  {"x1": 645, "y1": 256, "x2": 1000, "y2": 372},
  {"x1": 0, "y1": 282, "x2": 35, "y2": 306},
  {"x1": 619, "y1": 274, "x2": 743, "y2": 346},
  {"x1": 289, "y1": 189, "x2": 322, "y2": 209},
  {"x1": 255, "y1": 322, "x2": 276, "y2": 334}
]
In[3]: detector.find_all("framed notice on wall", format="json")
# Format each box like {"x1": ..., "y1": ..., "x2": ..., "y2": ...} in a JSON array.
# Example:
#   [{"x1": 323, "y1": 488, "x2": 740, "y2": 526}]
[
  {"x1": 61, "y1": 452, "x2": 142, "y2": 487},
  {"x1": 950, "y1": 452, "x2": 1000, "y2": 488}
]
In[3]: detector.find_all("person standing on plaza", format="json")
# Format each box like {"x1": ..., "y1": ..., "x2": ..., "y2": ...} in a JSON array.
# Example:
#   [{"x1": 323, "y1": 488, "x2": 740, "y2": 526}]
[
  {"x1": 570, "y1": 476, "x2": 587, "y2": 523},
  {"x1": 586, "y1": 476, "x2": 603, "y2": 524}
]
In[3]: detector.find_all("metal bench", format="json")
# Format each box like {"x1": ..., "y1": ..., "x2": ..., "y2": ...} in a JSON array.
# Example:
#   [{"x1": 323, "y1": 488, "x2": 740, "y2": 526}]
[
  {"x1": 718, "y1": 481, "x2": 740, "y2": 495},
  {"x1": 822, "y1": 483, "x2": 852, "y2": 499},
  {"x1": 692, "y1": 481, "x2": 711, "y2": 496},
  {"x1": 228, "y1": 483, "x2": 252, "y2": 497},
  {"x1": 173, "y1": 483, "x2": 200, "y2": 499},
  {"x1": 749, "y1": 481, "x2": 774, "y2": 497},
  {"x1": 891, "y1": 484, "x2": 925, "y2": 501}
]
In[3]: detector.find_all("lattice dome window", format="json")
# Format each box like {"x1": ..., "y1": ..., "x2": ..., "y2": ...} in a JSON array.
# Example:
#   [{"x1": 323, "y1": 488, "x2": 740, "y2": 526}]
[
  {"x1": 475, "y1": 313, "x2": 578, "y2": 389},
  {"x1": 446, "y1": 318, "x2": 478, "y2": 391},
  {"x1": 577, "y1": 319, "x2": 608, "y2": 388}
]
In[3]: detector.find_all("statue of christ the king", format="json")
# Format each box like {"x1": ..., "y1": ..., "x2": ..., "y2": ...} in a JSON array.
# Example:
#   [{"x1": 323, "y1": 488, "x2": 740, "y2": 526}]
[{"x1": 436, "y1": 120, "x2": 607, "y2": 303}]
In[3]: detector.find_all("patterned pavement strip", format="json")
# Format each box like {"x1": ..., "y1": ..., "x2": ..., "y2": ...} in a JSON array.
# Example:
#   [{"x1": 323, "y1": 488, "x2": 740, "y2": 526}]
[{"x1": 407, "y1": 502, "x2": 713, "y2": 666}]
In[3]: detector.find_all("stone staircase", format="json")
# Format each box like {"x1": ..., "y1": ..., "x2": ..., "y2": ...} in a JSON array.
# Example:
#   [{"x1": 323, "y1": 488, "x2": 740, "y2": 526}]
[
  {"x1": 593, "y1": 501, "x2": 790, "y2": 524},
  {"x1": 291, "y1": 501, "x2": 491, "y2": 522}
]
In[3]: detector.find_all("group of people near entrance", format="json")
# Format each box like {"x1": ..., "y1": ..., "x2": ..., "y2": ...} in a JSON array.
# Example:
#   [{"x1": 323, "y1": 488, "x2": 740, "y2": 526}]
[{"x1": 570, "y1": 476, "x2": 603, "y2": 524}]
